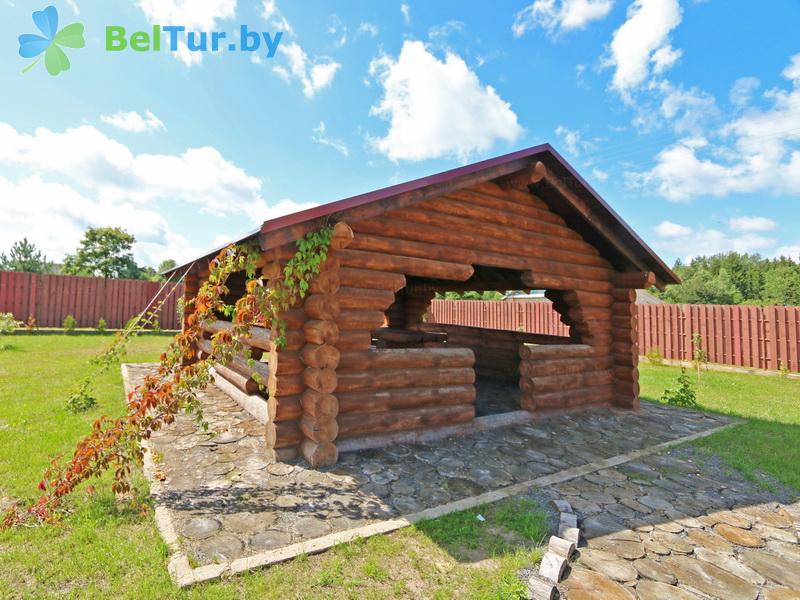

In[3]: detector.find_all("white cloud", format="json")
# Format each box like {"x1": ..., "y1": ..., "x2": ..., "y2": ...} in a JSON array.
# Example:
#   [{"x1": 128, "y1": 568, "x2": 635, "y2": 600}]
[
  {"x1": 775, "y1": 244, "x2": 800, "y2": 261},
  {"x1": 368, "y1": 41, "x2": 522, "y2": 162},
  {"x1": 328, "y1": 14, "x2": 347, "y2": 48},
  {"x1": 136, "y1": 0, "x2": 236, "y2": 66},
  {"x1": 513, "y1": 0, "x2": 614, "y2": 37},
  {"x1": 655, "y1": 220, "x2": 692, "y2": 237},
  {"x1": 652, "y1": 221, "x2": 774, "y2": 262},
  {"x1": 604, "y1": 0, "x2": 683, "y2": 101},
  {"x1": 0, "y1": 122, "x2": 273, "y2": 221},
  {"x1": 591, "y1": 167, "x2": 609, "y2": 181},
  {"x1": 729, "y1": 76, "x2": 760, "y2": 107},
  {"x1": 729, "y1": 216, "x2": 777, "y2": 232},
  {"x1": 0, "y1": 121, "x2": 320, "y2": 266},
  {"x1": 400, "y1": 3, "x2": 411, "y2": 24},
  {"x1": 428, "y1": 20, "x2": 465, "y2": 39},
  {"x1": 633, "y1": 55, "x2": 800, "y2": 201},
  {"x1": 261, "y1": 0, "x2": 276, "y2": 20},
  {"x1": 100, "y1": 110, "x2": 166, "y2": 133},
  {"x1": 659, "y1": 84, "x2": 719, "y2": 135},
  {"x1": 0, "y1": 175, "x2": 200, "y2": 267},
  {"x1": 783, "y1": 53, "x2": 800, "y2": 82},
  {"x1": 554, "y1": 125, "x2": 593, "y2": 155},
  {"x1": 274, "y1": 42, "x2": 340, "y2": 98},
  {"x1": 312, "y1": 121, "x2": 349, "y2": 156},
  {"x1": 65, "y1": 0, "x2": 79, "y2": 15},
  {"x1": 358, "y1": 22, "x2": 379, "y2": 36}
]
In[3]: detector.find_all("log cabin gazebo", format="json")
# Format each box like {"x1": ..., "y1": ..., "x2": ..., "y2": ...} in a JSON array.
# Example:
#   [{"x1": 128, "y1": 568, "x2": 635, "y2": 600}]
[{"x1": 167, "y1": 144, "x2": 679, "y2": 467}]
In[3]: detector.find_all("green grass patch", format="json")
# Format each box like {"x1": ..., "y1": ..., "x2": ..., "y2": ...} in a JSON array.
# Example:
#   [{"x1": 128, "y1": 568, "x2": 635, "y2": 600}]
[
  {"x1": 640, "y1": 363, "x2": 800, "y2": 493},
  {"x1": 0, "y1": 334, "x2": 547, "y2": 599}
]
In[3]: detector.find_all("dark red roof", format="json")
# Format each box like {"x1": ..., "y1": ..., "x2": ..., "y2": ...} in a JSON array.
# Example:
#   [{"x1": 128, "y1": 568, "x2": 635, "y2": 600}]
[{"x1": 167, "y1": 144, "x2": 678, "y2": 287}]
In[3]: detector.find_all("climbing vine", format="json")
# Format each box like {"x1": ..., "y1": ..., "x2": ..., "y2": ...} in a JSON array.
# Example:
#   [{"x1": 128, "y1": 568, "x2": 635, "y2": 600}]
[{"x1": 2, "y1": 225, "x2": 332, "y2": 528}]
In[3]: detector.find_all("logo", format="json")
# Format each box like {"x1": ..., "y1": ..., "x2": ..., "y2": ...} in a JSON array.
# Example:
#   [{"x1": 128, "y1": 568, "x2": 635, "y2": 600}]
[
  {"x1": 18, "y1": 5, "x2": 85, "y2": 76},
  {"x1": 105, "y1": 26, "x2": 283, "y2": 58}
]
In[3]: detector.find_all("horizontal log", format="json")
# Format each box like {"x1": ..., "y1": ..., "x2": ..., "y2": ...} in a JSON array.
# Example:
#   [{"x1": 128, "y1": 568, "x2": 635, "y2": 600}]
[
  {"x1": 337, "y1": 367, "x2": 475, "y2": 392},
  {"x1": 300, "y1": 414, "x2": 338, "y2": 443},
  {"x1": 210, "y1": 367, "x2": 271, "y2": 424},
  {"x1": 372, "y1": 328, "x2": 447, "y2": 345},
  {"x1": 197, "y1": 338, "x2": 270, "y2": 384},
  {"x1": 520, "y1": 370, "x2": 613, "y2": 393},
  {"x1": 338, "y1": 286, "x2": 396, "y2": 310},
  {"x1": 519, "y1": 343, "x2": 594, "y2": 360},
  {"x1": 274, "y1": 373, "x2": 305, "y2": 398},
  {"x1": 301, "y1": 344, "x2": 340, "y2": 370},
  {"x1": 337, "y1": 405, "x2": 475, "y2": 439},
  {"x1": 613, "y1": 351, "x2": 639, "y2": 368},
  {"x1": 309, "y1": 270, "x2": 341, "y2": 295},
  {"x1": 611, "y1": 288, "x2": 637, "y2": 303},
  {"x1": 521, "y1": 384, "x2": 615, "y2": 410},
  {"x1": 202, "y1": 320, "x2": 272, "y2": 352},
  {"x1": 520, "y1": 355, "x2": 613, "y2": 378},
  {"x1": 520, "y1": 272, "x2": 613, "y2": 294},
  {"x1": 445, "y1": 187, "x2": 568, "y2": 227},
  {"x1": 338, "y1": 347, "x2": 474, "y2": 371},
  {"x1": 337, "y1": 384, "x2": 476, "y2": 415},
  {"x1": 612, "y1": 365, "x2": 638, "y2": 381},
  {"x1": 213, "y1": 361, "x2": 260, "y2": 395},
  {"x1": 304, "y1": 294, "x2": 340, "y2": 321},
  {"x1": 563, "y1": 290, "x2": 614, "y2": 308},
  {"x1": 611, "y1": 327, "x2": 637, "y2": 344},
  {"x1": 339, "y1": 267, "x2": 406, "y2": 292},
  {"x1": 301, "y1": 389, "x2": 339, "y2": 419},
  {"x1": 614, "y1": 394, "x2": 639, "y2": 409},
  {"x1": 613, "y1": 340, "x2": 638, "y2": 356},
  {"x1": 335, "y1": 330, "x2": 373, "y2": 349},
  {"x1": 265, "y1": 420, "x2": 304, "y2": 449},
  {"x1": 611, "y1": 302, "x2": 637, "y2": 317},
  {"x1": 612, "y1": 315, "x2": 637, "y2": 329},
  {"x1": 261, "y1": 261, "x2": 284, "y2": 280},
  {"x1": 337, "y1": 309, "x2": 386, "y2": 331},
  {"x1": 303, "y1": 367, "x2": 337, "y2": 394},
  {"x1": 612, "y1": 271, "x2": 656, "y2": 289},
  {"x1": 280, "y1": 309, "x2": 307, "y2": 329},
  {"x1": 614, "y1": 378, "x2": 640, "y2": 396},
  {"x1": 301, "y1": 439, "x2": 338, "y2": 467},
  {"x1": 338, "y1": 248, "x2": 474, "y2": 281},
  {"x1": 304, "y1": 320, "x2": 340, "y2": 345},
  {"x1": 349, "y1": 232, "x2": 478, "y2": 265},
  {"x1": 275, "y1": 394, "x2": 302, "y2": 421},
  {"x1": 274, "y1": 350, "x2": 304, "y2": 375}
]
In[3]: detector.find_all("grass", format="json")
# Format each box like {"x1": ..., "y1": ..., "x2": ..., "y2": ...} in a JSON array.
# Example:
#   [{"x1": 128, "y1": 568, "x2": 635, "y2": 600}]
[
  {"x1": 0, "y1": 334, "x2": 549, "y2": 599},
  {"x1": 639, "y1": 362, "x2": 800, "y2": 493}
]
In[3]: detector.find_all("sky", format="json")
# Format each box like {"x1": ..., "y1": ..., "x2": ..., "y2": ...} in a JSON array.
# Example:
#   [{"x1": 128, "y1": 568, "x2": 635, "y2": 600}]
[{"x1": 1, "y1": 0, "x2": 799, "y2": 269}]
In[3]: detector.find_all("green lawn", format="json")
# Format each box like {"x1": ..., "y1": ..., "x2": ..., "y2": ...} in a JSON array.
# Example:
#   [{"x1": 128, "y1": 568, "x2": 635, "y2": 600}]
[
  {"x1": 0, "y1": 334, "x2": 548, "y2": 599},
  {"x1": 639, "y1": 362, "x2": 800, "y2": 492}
]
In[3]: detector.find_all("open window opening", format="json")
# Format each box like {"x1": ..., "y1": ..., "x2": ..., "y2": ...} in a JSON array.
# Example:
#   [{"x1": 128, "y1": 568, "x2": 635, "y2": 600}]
[{"x1": 370, "y1": 266, "x2": 584, "y2": 418}]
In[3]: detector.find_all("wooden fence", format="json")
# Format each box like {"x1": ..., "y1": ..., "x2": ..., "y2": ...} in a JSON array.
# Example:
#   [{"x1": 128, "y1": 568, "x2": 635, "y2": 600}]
[
  {"x1": 429, "y1": 299, "x2": 800, "y2": 372},
  {"x1": 0, "y1": 271, "x2": 183, "y2": 330}
]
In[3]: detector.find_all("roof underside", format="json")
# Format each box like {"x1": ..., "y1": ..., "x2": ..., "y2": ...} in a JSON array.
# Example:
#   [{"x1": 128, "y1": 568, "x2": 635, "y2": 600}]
[{"x1": 168, "y1": 144, "x2": 678, "y2": 288}]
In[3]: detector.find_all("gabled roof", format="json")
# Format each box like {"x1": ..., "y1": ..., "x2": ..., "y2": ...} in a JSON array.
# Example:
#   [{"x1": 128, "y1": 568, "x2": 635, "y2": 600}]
[{"x1": 167, "y1": 144, "x2": 678, "y2": 288}]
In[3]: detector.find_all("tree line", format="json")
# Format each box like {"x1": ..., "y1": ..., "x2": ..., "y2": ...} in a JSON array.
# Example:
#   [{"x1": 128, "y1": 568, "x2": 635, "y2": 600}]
[
  {"x1": 0, "y1": 227, "x2": 176, "y2": 282},
  {"x1": 655, "y1": 253, "x2": 800, "y2": 306}
]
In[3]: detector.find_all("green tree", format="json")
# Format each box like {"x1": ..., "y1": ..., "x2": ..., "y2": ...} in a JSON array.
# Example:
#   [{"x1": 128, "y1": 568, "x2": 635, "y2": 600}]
[
  {"x1": 762, "y1": 264, "x2": 800, "y2": 305},
  {"x1": 157, "y1": 259, "x2": 177, "y2": 274},
  {"x1": 62, "y1": 227, "x2": 139, "y2": 278},
  {"x1": 0, "y1": 238, "x2": 50, "y2": 273}
]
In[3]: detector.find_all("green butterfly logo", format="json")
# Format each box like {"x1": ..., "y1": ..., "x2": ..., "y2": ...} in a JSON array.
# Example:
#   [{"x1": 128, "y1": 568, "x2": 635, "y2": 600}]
[{"x1": 18, "y1": 5, "x2": 85, "y2": 76}]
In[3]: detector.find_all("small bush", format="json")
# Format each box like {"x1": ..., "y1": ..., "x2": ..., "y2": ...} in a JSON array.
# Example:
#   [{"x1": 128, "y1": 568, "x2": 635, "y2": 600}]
[
  {"x1": 150, "y1": 317, "x2": 161, "y2": 333},
  {"x1": 62, "y1": 314, "x2": 77, "y2": 332},
  {"x1": 0, "y1": 312, "x2": 21, "y2": 334},
  {"x1": 661, "y1": 367, "x2": 698, "y2": 408},
  {"x1": 645, "y1": 348, "x2": 664, "y2": 365},
  {"x1": 96, "y1": 318, "x2": 107, "y2": 332},
  {"x1": 66, "y1": 384, "x2": 97, "y2": 413}
]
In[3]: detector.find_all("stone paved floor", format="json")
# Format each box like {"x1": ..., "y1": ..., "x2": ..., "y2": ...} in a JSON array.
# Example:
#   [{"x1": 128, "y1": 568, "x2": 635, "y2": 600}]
[
  {"x1": 124, "y1": 363, "x2": 732, "y2": 569},
  {"x1": 555, "y1": 447, "x2": 800, "y2": 599}
]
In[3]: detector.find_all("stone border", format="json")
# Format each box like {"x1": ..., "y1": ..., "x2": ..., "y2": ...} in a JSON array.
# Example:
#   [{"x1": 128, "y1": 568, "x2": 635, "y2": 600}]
[{"x1": 123, "y1": 364, "x2": 741, "y2": 587}]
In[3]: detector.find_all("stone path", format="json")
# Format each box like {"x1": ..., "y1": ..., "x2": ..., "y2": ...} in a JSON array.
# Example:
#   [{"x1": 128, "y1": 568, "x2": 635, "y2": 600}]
[
  {"x1": 123, "y1": 363, "x2": 735, "y2": 584},
  {"x1": 555, "y1": 447, "x2": 800, "y2": 599}
]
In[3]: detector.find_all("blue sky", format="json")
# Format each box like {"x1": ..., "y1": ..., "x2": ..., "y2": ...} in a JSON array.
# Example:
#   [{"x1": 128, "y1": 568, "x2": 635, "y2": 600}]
[{"x1": 1, "y1": 0, "x2": 798, "y2": 268}]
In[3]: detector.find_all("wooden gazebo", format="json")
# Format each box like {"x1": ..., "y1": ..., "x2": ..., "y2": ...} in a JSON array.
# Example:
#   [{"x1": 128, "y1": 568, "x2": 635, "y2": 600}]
[{"x1": 168, "y1": 145, "x2": 679, "y2": 467}]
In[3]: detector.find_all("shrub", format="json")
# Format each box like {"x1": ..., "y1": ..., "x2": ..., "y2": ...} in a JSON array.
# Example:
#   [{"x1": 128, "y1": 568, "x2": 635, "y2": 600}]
[
  {"x1": 66, "y1": 384, "x2": 97, "y2": 413},
  {"x1": 0, "y1": 313, "x2": 20, "y2": 334},
  {"x1": 96, "y1": 318, "x2": 107, "y2": 332},
  {"x1": 691, "y1": 332, "x2": 708, "y2": 379},
  {"x1": 661, "y1": 367, "x2": 698, "y2": 408},
  {"x1": 645, "y1": 348, "x2": 664, "y2": 365},
  {"x1": 150, "y1": 317, "x2": 161, "y2": 333},
  {"x1": 62, "y1": 314, "x2": 77, "y2": 332}
]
